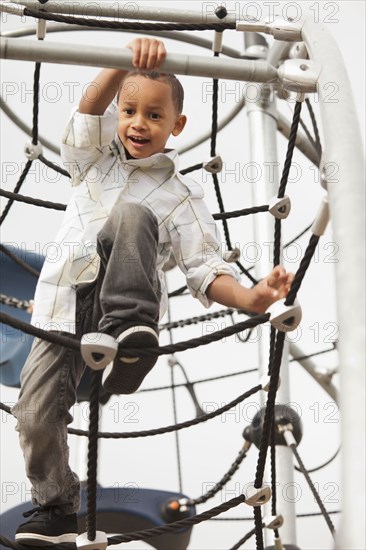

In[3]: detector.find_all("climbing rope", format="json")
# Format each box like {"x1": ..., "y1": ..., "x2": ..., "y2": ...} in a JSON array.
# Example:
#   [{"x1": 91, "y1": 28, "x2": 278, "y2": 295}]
[
  {"x1": 22, "y1": 8, "x2": 236, "y2": 31},
  {"x1": 188, "y1": 444, "x2": 249, "y2": 506},
  {"x1": 0, "y1": 494, "x2": 245, "y2": 550},
  {"x1": 0, "y1": 294, "x2": 33, "y2": 311},
  {"x1": 0, "y1": 244, "x2": 40, "y2": 278},
  {"x1": 107, "y1": 494, "x2": 246, "y2": 545},
  {"x1": 287, "y1": 438, "x2": 336, "y2": 536},
  {"x1": 230, "y1": 526, "x2": 258, "y2": 549},
  {"x1": 0, "y1": 188, "x2": 67, "y2": 211},
  {"x1": 70, "y1": 384, "x2": 262, "y2": 439},
  {"x1": 0, "y1": 188, "x2": 269, "y2": 218},
  {"x1": 0, "y1": 310, "x2": 270, "y2": 357},
  {"x1": 305, "y1": 97, "x2": 322, "y2": 156}
]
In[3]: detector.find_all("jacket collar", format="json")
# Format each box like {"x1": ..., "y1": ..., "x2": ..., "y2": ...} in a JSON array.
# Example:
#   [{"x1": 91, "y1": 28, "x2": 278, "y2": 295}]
[{"x1": 111, "y1": 135, "x2": 179, "y2": 175}]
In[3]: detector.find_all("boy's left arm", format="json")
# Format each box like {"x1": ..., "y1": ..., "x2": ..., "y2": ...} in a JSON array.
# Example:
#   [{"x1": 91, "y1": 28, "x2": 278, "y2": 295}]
[{"x1": 206, "y1": 266, "x2": 294, "y2": 314}]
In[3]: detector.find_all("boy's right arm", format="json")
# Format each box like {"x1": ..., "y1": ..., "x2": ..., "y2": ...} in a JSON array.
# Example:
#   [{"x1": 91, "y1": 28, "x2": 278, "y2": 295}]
[{"x1": 78, "y1": 38, "x2": 166, "y2": 115}]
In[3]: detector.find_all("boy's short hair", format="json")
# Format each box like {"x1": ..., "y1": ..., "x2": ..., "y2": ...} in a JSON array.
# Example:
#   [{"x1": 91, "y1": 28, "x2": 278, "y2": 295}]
[{"x1": 118, "y1": 71, "x2": 184, "y2": 114}]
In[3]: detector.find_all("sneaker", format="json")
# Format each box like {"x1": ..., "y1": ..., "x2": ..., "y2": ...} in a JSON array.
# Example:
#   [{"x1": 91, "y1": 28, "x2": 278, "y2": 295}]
[
  {"x1": 15, "y1": 506, "x2": 78, "y2": 546},
  {"x1": 102, "y1": 326, "x2": 159, "y2": 394}
]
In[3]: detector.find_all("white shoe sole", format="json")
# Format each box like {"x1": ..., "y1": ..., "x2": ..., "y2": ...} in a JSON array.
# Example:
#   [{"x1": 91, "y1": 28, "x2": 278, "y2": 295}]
[{"x1": 15, "y1": 532, "x2": 78, "y2": 545}]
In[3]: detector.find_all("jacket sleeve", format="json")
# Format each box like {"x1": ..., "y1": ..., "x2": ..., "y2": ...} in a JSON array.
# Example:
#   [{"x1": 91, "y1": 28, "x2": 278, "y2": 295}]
[
  {"x1": 60, "y1": 101, "x2": 118, "y2": 186},
  {"x1": 168, "y1": 195, "x2": 241, "y2": 308}
]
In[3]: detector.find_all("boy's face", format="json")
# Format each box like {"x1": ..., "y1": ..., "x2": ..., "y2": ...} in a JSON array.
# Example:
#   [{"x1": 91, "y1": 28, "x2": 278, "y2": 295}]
[{"x1": 118, "y1": 75, "x2": 186, "y2": 159}]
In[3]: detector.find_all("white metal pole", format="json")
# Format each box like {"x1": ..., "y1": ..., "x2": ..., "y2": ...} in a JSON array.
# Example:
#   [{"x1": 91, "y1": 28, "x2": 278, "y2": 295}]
[
  {"x1": 247, "y1": 86, "x2": 297, "y2": 545},
  {"x1": 0, "y1": 36, "x2": 278, "y2": 83},
  {"x1": 301, "y1": 19, "x2": 365, "y2": 550}
]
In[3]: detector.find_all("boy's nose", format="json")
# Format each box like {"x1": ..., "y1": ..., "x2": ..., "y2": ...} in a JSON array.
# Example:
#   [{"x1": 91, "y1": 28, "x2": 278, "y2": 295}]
[{"x1": 131, "y1": 114, "x2": 145, "y2": 130}]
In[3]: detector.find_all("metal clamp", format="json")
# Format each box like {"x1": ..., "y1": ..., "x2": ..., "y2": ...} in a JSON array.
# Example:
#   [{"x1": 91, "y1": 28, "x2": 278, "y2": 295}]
[
  {"x1": 76, "y1": 531, "x2": 108, "y2": 549},
  {"x1": 203, "y1": 155, "x2": 223, "y2": 173},
  {"x1": 236, "y1": 17, "x2": 302, "y2": 42},
  {"x1": 268, "y1": 195, "x2": 291, "y2": 219},
  {"x1": 80, "y1": 333, "x2": 118, "y2": 371},
  {"x1": 277, "y1": 59, "x2": 322, "y2": 94},
  {"x1": 290, "y1": 42, "x2": 308, "y2": 60},
  {"x1": 24, "y1": 141, "x2": 43, "y2": 160},
  {"x1": 268, "y1": 299, "x2": 302, "y2": 332},
  {"x1": 269, "y1": 18, "x2": 303, "y2": 42},
  {"x1": 244, "y1": 484, "x2": 271, "y2": 507}
]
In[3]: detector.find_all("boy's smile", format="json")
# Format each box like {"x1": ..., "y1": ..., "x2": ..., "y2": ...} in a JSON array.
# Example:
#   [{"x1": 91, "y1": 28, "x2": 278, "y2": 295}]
[{"x1": 118, "y1": 75, "x2": 186, "y2": 159}]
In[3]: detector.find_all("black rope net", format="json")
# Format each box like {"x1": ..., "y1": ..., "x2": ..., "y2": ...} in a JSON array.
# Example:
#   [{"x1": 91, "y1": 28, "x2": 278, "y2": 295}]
[{"x1": 0, "y1": 9, "x2": 340, "y2": 550}]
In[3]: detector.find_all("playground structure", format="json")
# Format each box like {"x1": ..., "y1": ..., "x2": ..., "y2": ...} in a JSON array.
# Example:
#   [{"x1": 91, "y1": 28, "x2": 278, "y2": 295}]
[{"x1": 0, "y1": 2, "x2": 365, "y2": 549}]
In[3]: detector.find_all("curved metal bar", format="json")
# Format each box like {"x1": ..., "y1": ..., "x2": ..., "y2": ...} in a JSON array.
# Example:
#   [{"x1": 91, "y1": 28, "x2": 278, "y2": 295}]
[
  {"x1": 0, "y1": 23, "x2": 244, "y2": 59},
  {"x1": 302, "y1": 18, "x2": 365, "y2": 550},
  {"x1": 0, "y1": 96, "x2": 60, "y2": 155}
]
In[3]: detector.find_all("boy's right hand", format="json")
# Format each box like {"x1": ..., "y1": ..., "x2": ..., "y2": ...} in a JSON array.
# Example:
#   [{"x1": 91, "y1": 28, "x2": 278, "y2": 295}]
[{"x1": 126, "y1": 38, "x2": 166, "y2": 71}]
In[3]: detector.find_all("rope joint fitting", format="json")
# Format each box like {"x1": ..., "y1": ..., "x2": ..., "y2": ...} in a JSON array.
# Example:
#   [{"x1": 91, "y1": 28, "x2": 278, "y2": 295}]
[
  {"x1": 277, "y1": 59, "x2": 322, "y2": 94},
  {"x1": 24, "y1": 141, "x2": 43, "y2": 160},
  {"x1": 244, "y1": 484, "x2": 271, "y2": 507},
  {"x1": 37, "y1": 18, "x2": 47, "y2": 40},
  {"x1": 260, "y1": 374, "x2": 281, "y2": 392},
  {"x1": 263, "y1": 514, "x2": 284, "y2": 530},
  {"x1": 268, "y1": 195, "x2": 291, "y2": 219},
  {"x1": 223, "y1": 247, "x2": 241, "y2": 263},
  {"x1": 80, "y1": 332, "x2": 118, "y2": 370},
  {"x1": 236, "y1": 17, "x2": 302, "y2": 42},
  {"x1": 76, "y1": 531, "x2": 108, "y2": 549},
  {"x1": 311, "y1": 197, "x2": 329, "y2": 236},
  {"x1": 268, "y1": 299, "x2": 302, "y2": 332},
  {"x1": 203, "y1": 155, "x2": 223, "y2": 173},
  {"x1": 278, "y1": 423, "x2": 298, "y2": 447}
]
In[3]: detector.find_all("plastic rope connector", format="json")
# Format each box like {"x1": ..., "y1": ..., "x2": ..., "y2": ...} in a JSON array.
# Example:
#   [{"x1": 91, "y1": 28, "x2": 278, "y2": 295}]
[
  {"x1": 311, "y1": 197, "x2": 329, "y2": 237},
  {"x1": 244, "y1": 484, "x2": 271, "y2": 507},
  {"x1": 80, "y1": 333, "x2": 118, "y2": 371},
  {"x1": 260, "y1": 374, "x2": 281, "y2": 392},
  {"x1": 268, "y1": 195, "x2": 291, "y2": 219},
  {"x1": 24, "y1": 141, "x2": 43, "y2": 160},
  {"x1": 37, "y1": 18, "x2": 47, "y2": 40},
  {"x1": 212, "y1": 32, "x2": 223, "y2": 53},
  {"x1": 203, "y1": 155, "x2": 223, "y2": 173},
  {"x1": 76, "y1": 532, "x2": 108, "y2": 549},
  {"x1": 263, "y1": 514, "x2": 284, "y2": 529},
  {"x1": 223, "y1": 247, "x2": 240, "y2": 262},
  {"x1": 267, "y1": 299, "x2": 302, "y2": 332}
]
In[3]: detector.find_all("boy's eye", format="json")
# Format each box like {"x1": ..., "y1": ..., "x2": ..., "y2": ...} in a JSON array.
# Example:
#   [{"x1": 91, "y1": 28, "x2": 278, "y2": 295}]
[
  {"x1": 124, "y1": 108, "x2": 135, "y2": 115},
  {"x1": 150, "y1": 113, "x2": 161, "y2": 120}
]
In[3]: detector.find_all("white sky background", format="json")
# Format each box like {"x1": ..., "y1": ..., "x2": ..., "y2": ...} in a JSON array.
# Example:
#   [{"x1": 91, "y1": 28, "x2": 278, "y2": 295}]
[{"x1": 0, "y1": 1, "x2": 365, "y2": 549}]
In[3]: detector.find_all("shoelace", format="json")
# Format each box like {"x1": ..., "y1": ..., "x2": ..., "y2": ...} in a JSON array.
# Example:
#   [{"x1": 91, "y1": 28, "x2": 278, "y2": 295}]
[{"x1": 22, "y1": 505, "x2": 50, "y2": 519}]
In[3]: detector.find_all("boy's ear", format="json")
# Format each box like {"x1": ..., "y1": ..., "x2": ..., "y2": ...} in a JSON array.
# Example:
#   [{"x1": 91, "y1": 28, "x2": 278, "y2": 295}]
[{"x1": 172, "y1": 114, "x2": 187, "y2": 137}]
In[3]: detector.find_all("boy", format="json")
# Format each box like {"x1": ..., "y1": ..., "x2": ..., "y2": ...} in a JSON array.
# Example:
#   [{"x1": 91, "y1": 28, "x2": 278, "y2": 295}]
[{"x1": 13, "y1": 38, "x2": 292, "y2": 544}]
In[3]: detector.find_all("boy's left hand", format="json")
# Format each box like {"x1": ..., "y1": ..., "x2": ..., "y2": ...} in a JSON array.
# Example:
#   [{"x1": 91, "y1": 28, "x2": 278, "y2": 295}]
[
  {"x1": 249, "y1": 265, "x2": 294, "y2": 313},
  {"x1": 126, "y1": 38, "x2": 166, "y2": 70}
]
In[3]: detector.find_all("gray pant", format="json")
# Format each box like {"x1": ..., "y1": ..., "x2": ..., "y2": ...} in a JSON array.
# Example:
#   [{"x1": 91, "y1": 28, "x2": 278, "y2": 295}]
[{"x1": 12, "y1": 202, "x2": 160, "y2": 513}]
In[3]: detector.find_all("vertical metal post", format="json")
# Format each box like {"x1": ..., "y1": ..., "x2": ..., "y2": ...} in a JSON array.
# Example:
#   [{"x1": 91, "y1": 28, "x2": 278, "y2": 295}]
[{"x1": 247, "y1": 84, "x2": 297, "y2": 546}]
